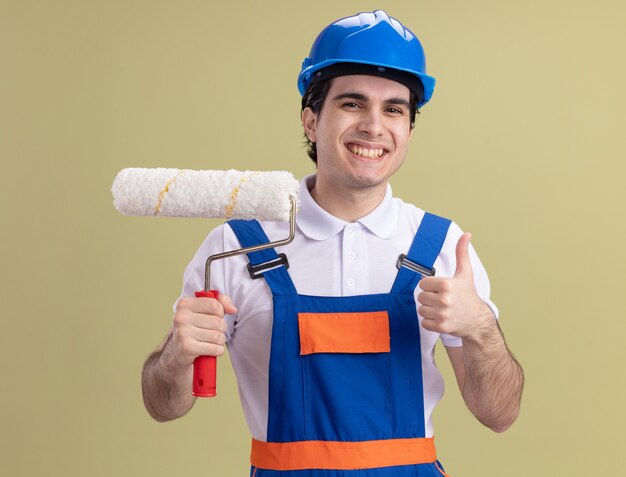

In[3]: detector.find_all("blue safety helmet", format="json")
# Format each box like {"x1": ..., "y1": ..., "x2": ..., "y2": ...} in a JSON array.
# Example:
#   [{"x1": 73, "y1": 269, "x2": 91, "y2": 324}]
[{"x1": 298, "y1": 10, "x2": 435, "y2": 108}]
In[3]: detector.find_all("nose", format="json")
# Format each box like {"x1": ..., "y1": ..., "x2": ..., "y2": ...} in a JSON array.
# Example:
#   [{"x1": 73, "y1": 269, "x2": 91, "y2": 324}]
[{"x1": 358, "y1": 109, "x2": 384, "y2": 137}]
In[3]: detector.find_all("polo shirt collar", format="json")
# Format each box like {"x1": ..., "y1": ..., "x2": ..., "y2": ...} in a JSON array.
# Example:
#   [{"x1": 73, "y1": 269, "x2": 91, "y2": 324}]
[{"x1": 297, "y1": 174, "x2": 398, "y2": 240}]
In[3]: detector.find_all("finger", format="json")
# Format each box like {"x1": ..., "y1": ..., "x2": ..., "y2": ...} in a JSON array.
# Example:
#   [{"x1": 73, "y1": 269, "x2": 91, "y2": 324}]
[
  {"x1": 189, "y1": 313, "x2": 228, "y2": 333},
  {"x1": 174, "y1": 325, "x2": 226, "y2": 347},
  {"x1": 169, "y1": 327, "x2": 226, "y2": 364},
  {"x1": 420, "y1": 317, "x2": 438, "y2": 333},
  {"x1": 177, "y1": 296, "x2": 224, "y2": 316},
  {"x1": 419, "y1": 276, "x2": 451, "y2": 293},
  {"x1": 417, "y1": 303, "x2": 437, "y2": 321},
  {"x1": 185, "y1": 341, "x2": 226, "y2": 358},
  {"x1": 417, "y1": 290, "x2": 440, "y2": 307},
  {"x1": 217, "y1": 293, "x2": 238, "y2": 315},
  {"x1": 174, "y1": 308, "x2": 228, "y2": 333},
  {"x1": 454, "y1": 232, "x2": 473, "y2": 277},
  {"x1": 190, "y1": 328, "x2": 227, "y2": 347}
]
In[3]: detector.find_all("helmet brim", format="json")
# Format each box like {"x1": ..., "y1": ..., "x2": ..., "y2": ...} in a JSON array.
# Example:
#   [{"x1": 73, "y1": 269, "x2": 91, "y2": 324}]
[{"x1": 298, "y1": 59, "x2": 436, "y2": 108}]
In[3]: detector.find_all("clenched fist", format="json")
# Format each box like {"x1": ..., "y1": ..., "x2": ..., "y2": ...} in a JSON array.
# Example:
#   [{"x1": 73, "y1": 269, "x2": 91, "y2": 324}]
[{"x1": 161, "y1": 294, "x2": 238, "y2": 370}]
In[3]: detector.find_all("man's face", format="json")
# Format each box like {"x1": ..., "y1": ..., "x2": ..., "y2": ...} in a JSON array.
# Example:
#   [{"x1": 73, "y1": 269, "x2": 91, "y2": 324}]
[{"x1": 303, "y1": 74, "x2": 413, "y2": 194}]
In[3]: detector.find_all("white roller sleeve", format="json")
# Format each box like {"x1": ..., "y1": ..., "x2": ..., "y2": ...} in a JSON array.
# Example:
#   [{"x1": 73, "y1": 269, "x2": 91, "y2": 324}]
[{"x1": 112, "y1": 168, "x2": 299, "y2": 221}]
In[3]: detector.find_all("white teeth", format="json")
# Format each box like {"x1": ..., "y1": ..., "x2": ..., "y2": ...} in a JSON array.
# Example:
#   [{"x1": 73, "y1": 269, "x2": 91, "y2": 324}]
[{"x1": 348, "y1": 145, "x2": 384, "y2": 158}]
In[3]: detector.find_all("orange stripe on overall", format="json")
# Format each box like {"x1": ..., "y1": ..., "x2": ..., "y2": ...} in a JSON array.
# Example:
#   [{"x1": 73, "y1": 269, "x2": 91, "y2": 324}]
[{"x1": 250, "y1": 437, "x2": 437, "y2": 471}]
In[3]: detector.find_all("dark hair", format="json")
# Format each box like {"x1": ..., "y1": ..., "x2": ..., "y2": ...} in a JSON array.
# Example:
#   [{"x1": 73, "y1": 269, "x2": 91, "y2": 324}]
[{"x1": 301, "y1": 78, "x2": 419, "y2": 164}]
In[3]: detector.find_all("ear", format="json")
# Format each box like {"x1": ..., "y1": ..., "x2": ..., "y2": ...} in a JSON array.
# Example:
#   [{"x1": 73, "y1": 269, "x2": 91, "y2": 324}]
[{"x1": 301, "y1": 107, "x2": 318, "y2": 143}]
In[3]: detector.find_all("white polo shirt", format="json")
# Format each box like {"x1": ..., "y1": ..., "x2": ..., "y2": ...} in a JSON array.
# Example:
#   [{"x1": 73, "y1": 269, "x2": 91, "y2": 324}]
[{"x1": 176, "y1": 174, "x2": 498, "y2": 440}]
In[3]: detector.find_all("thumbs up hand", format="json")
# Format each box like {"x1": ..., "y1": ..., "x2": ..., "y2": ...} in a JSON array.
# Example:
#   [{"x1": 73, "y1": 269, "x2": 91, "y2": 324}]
[{"x1": 417, "y1": 233, "x2": 494, "y2": 340}]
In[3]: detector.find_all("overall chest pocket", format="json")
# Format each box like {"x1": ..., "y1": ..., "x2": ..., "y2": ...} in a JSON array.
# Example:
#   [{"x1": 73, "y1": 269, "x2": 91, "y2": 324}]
[
  {"x1": 297, "y1": 311, "x2": 393, "y2": 441},
  {"x1": 298, "y1": 311, "x2": 391, "y2": 355}
]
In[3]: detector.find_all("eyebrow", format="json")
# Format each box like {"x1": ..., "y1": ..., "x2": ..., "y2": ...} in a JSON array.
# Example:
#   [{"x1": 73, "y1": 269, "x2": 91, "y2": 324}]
[{"x1": 332, "y1": 92, "x2": 411, "y2": 109}]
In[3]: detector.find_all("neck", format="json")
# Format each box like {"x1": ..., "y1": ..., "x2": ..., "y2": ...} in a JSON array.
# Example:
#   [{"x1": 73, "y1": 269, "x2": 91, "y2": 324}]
[{"x1": 310, "y1": 176, "x2": 387, "y2": 222}]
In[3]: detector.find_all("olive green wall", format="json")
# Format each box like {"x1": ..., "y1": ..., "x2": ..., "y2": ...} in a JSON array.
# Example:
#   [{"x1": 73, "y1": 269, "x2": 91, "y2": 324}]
[{"x1": 2, "y1": 1, "x2": 624, "y2": 475}]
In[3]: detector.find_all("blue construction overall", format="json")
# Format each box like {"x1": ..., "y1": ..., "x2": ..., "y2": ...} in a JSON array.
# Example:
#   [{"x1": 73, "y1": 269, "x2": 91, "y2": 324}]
[{"x1": 228, "y1": 212, "x2": 452, "y2": 477}]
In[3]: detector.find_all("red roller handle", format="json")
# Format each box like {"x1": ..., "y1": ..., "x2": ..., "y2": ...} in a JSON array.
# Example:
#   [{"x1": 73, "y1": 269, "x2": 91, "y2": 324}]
[{"x1": 193, "y1": 289, "x2": 220, "y2": 397}]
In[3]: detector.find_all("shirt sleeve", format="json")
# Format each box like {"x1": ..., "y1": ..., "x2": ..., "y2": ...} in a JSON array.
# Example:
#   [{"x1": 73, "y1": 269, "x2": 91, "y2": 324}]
[{"x1": 437, "y1": 221, "x2": 499, "y2": 348}]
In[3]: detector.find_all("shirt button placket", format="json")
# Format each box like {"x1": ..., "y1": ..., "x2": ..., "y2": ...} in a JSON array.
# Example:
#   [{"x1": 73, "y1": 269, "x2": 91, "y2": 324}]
[{"x1": 343, "y1": 225, "x2": 359, "y2": 295}]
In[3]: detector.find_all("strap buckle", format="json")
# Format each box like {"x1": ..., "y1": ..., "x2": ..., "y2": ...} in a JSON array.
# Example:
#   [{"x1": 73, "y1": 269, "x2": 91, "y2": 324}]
[
  {"x1": 247, "y1": 253, "x2": 290, "y2": 280},
  {"x1": 396, "y1": 254, "x2": 436, "y2": 277}
]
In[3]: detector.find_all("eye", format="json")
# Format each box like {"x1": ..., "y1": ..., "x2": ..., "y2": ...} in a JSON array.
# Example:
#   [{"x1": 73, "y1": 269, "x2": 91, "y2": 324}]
[
  {"x1": 341, "y1": 102, "x2": 361, "y2": 110},
  {"x1": 386, "y1": 106, "x2": 404, "y2": 115}
]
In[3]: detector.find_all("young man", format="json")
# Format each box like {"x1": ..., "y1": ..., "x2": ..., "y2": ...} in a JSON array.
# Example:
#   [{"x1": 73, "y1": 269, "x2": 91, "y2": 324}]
[{"x1": 142, "y1": 10, "x2": 524, "y2": 476}]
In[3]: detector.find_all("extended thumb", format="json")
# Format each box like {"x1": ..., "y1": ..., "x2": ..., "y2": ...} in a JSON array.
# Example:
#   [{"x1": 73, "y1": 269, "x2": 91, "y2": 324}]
[{"x1": 454, "y1": 232, "x2": 473, "y2": 277}]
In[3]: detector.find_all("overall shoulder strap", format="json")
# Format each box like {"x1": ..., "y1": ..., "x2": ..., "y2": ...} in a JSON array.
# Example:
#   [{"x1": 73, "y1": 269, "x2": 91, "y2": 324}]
[
  {"x1": 226, "y1": 219, "x2": 297, "y2": 296},
  {"x1": 391, "y1": 212, "x2": 452, "y2": 294}
]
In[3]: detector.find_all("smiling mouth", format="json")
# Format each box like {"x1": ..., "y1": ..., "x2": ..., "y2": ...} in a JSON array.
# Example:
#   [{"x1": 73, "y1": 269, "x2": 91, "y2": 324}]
[{"x1": 346, "y1": 144, "x2": 386, "y2": 159}]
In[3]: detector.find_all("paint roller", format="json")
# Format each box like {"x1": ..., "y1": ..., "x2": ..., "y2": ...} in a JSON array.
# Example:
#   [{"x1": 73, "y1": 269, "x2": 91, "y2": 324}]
[{"x1": 112, "y1": 167, "x2": 298, "y2": 397}]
